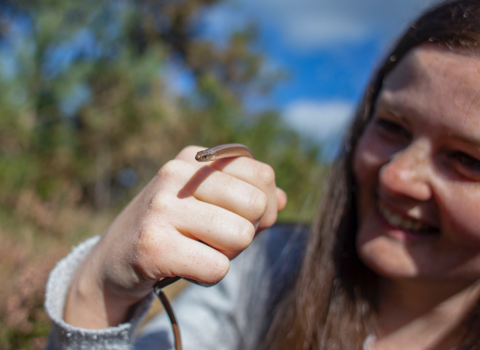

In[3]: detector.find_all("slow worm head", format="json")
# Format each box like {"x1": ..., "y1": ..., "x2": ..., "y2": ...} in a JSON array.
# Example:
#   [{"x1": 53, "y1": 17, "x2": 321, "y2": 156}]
[{"x1": 195, "y1": 143, "x2": 254, "y2": 162}]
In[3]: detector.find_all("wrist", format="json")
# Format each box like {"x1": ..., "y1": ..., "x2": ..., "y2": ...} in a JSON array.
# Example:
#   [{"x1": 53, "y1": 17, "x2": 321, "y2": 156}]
[{"x1": 64, "y1": 250, "x2": 136, "y2": 329}]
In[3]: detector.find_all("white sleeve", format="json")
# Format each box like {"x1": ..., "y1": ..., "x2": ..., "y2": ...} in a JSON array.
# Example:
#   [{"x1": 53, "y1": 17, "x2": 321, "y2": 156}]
[
  {"x1": 45, "y1": 224, "x2": 306, "y2": 350},
  {"x1": 44, "y1": 236, "x2": 154, "y2": 350}
]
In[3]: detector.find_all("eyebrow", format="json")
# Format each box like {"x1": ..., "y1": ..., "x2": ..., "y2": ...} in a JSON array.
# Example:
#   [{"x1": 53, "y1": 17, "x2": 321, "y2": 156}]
[
  {"x1": 377, "y1": 99, "x2": 480, "y2": 149},
  {"x1": 450, "y1": 133, "x2": 480, "y2": 149},
  {"x1": 374, "y1": 100, "x2": 407, "y2": 121}
]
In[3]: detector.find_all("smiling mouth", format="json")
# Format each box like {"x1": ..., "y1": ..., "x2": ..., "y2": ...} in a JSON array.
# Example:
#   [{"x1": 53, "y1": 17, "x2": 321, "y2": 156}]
[{"x1": 377, "y1": 201, "x2": 439, "y2": 235}]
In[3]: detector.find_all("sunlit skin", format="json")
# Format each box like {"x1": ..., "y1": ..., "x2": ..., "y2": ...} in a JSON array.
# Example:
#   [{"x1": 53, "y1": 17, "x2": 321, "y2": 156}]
[
  {"x1": 64, "y1": 145, "x2": 287, "y2": 329},
  {"x1": 354, "y1": 45, "x2": 480, "y2": 349}
]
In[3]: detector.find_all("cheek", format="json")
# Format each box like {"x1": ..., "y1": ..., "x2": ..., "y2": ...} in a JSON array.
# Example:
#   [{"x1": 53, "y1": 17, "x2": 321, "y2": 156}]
[
  {"x1": 353, "y1": 127, "x2": 388, "y2": 182},
  {"x1": 353, "y1": 127, "x2": 386, "y2": 202},
  {"x1": 441, "y1": 186, "x2": 480, "y2": 247}
]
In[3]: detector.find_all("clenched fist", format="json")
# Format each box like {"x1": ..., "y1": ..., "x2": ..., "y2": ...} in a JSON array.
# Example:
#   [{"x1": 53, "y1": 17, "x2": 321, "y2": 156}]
[{"x1": 64, "y1": 146, "x2": 287, "y2": 329}]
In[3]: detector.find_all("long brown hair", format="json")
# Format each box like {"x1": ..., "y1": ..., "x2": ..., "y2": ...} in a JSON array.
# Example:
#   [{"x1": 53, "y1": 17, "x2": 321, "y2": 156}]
[{"x1": 262, "y1": 1, "x2": 480, "y2": 349}]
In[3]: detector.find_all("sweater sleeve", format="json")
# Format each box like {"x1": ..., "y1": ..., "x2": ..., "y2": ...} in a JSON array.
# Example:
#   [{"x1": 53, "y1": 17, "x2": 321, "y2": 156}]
[
  {"x1": 44, "y1": 236, "x2": 154, "y2": 350},
  {"x1": 43, "y1": 233, "x2": 265, "y2": 350},
  {"x1": 44, "y1": 224, "x2": 307, "y2": 350}
]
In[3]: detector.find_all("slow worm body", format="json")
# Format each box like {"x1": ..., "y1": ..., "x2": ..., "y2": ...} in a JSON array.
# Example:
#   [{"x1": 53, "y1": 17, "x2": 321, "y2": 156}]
[
  {"x1": 195, "y1": 143, "x2": 254, "y2": 162},
  {"x1": 153, "y1": 143, "x2": 254, "y2": 350}
]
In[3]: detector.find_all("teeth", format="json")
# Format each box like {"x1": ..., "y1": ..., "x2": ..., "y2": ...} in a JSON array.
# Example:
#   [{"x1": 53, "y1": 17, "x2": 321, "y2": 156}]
[
  {"x1": 377, "y1": 202, "x2": 436, "y2": 234},
  {"x1": 389, "y1": 212, "x2": 402, "y2": 226}
]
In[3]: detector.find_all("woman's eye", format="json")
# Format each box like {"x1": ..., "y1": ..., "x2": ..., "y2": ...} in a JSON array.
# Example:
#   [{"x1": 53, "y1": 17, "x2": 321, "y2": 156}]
[
  {"x1": 450, "y1": 151, "x2": 480, "y2": 174},
  {"x1": 374, "y1": 118, "x2": 410, "y2": 138}
]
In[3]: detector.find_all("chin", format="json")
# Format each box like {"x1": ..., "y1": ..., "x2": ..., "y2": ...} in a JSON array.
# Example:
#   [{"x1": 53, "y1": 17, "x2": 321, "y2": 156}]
[{"x1": 356, "y1": 229, "x2": 419, "y2": 280}]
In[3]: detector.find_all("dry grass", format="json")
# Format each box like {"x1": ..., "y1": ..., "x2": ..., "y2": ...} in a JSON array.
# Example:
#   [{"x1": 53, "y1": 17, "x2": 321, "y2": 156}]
[
  {"x1": 0, "y1": 189, "x2": 187, "y2": 350},
  {"x1": 0, "y1": 232, "x2": 68, "y2": 350}
]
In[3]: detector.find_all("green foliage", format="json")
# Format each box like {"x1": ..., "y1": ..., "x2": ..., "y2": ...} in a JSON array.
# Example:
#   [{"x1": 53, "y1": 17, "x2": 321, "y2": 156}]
[
  {"x1": 0, "y1": 0, "x2": 325, "y2": 217},
  {"x1": 0, "y1": 0, "x2": 326, "y2": 348}
]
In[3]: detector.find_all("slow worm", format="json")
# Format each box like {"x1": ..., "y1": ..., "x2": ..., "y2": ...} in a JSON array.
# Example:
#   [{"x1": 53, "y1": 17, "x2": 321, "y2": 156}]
[
  {"x1": 153, "y1": 143, "x2": 254, "y2": 350},
  {"x1": 195, "y1": 143, "x2": 254, "y2": 162}
]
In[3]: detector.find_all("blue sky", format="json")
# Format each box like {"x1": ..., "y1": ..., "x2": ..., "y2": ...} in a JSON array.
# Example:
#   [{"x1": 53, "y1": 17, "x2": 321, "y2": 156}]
[
  {"x1": 1, "y1": 0, "x2": 441, "y2": 157},
  {"x1": 195, "y1": 0, "x2": 440, "y2": 154}
]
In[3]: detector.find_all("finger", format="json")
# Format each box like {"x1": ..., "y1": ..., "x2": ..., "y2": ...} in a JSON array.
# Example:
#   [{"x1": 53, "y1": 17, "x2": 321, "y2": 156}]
[
  {"x1": 153, "y1": 160, "x2": 267, "y2": 223},
  {"x1": 186, "y1": 167, "x2": 268, "y2": 223},
  {"x1": 162, "y1": 232, "x2": 231, "y2": 286},
  {"x1": 170, "y1": 196, "x2": 255, "y2": 259},
  {"x1": 174, "y1": 145, "x2": 208, "y2": 165},
  {"x1": 210, "y1": 157, "x2": 278, "y2": 229},
  {"x1": 154, "y1": 159, "x2": 208, "y2": 195},
  {"x1": 277, "y1": 187, "x2": 287, "y2": 212}
]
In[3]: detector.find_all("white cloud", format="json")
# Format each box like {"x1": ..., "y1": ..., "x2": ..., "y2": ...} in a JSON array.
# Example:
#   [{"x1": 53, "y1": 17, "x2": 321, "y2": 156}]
[
  {"x1": 285, "y1": 14, "x2": 369, "y2": 49},
  {"x1": 208, "y1": 0, "x2": 441, "y2": 51},
  {"x1": 283, "y1": 99, "x2": 355, "y2": 141}
]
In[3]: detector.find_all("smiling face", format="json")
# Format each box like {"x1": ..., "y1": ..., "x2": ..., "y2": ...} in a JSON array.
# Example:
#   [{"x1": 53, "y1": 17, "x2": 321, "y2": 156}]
[{"x1": 354, "y1": 45, "x2": 480, "y2": 284}]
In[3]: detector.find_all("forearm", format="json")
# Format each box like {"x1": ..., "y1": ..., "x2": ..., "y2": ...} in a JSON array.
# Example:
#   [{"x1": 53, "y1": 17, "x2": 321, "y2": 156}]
[{"x1": 45, "y1": 236, "x2": 153, "y2": 350}]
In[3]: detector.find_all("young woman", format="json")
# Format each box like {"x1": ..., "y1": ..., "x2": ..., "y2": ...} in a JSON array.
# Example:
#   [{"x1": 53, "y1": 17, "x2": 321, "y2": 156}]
[{"x1": 45, "y1": 1, "x2": 480, "y2": 349}]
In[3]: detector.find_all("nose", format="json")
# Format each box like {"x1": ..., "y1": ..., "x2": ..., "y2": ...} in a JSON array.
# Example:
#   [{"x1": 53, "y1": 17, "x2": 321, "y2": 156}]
[{"x1": 378, "y1": 139, "x2": 433, "y2": 201}]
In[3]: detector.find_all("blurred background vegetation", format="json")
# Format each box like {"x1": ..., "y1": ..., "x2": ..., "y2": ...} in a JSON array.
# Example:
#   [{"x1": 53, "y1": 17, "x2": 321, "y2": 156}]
[{"x1": 0, "y1": 0, "x2": 327, "y2": 348}]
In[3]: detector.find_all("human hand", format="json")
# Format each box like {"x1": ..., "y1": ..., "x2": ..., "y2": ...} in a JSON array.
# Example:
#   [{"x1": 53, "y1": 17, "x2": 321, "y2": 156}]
[{"x1": 64, "y1": 145, "x2": 287, "y2": 328}]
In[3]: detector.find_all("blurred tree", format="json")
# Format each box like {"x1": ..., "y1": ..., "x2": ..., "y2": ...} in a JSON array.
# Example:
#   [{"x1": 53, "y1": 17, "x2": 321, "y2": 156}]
[
  {"x1": 0, "y1": 0, "x2": 327, "y2": 348},
  {"x1": 0, "y1": 0, "x2": 324, "y2": 221}
]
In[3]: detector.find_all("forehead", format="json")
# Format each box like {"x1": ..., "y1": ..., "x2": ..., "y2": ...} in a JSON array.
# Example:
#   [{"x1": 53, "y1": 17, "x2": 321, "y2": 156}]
[{"x1": 380, "y1": 45, "x2": 480, "y2": 131}]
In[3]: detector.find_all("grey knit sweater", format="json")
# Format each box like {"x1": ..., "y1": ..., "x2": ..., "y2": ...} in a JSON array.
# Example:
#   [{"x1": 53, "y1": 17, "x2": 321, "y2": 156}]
[{"x1": 44, "y1": 224, "x2": 308, "y2": 350}]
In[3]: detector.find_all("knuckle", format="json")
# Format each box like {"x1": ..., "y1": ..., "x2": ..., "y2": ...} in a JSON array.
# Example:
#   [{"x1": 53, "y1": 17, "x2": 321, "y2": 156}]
[
  {"x1": 134, "y1": 229, "x2": 160, "y2": 273},
  {"x1": 256, "y1": 163, "x2": 275, "y2": 187},
  {"x1": 176, "y1": 145, "x2": 204, "y2": 160},
  {"x1": 183, "y1": 145, "x2": 202, "y2": 154},
  {"x1": 207, "y1": 255, "x2": 230, "y2": 283},
  {"x1": 157, "y1": 159, "x2": 183, "y2": 179},
  {"x1": 136, "y1": 224, "x2": 163, "y2": 256},
  {"x1": 233, "y1": 221, "x2": 255, "y2": 250},
  {"x1": 249, "y1": 190, "x2": 268, "y2": 220},
  {"x1": 134, "y1": 226, "x2": 177, "y2": 280},
  {"x1": 261, "y1": 210, "x2": 278, "y2": 228},
  {"x1": 149, "y1": 192, "x2": 171, "y2": 212}
]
